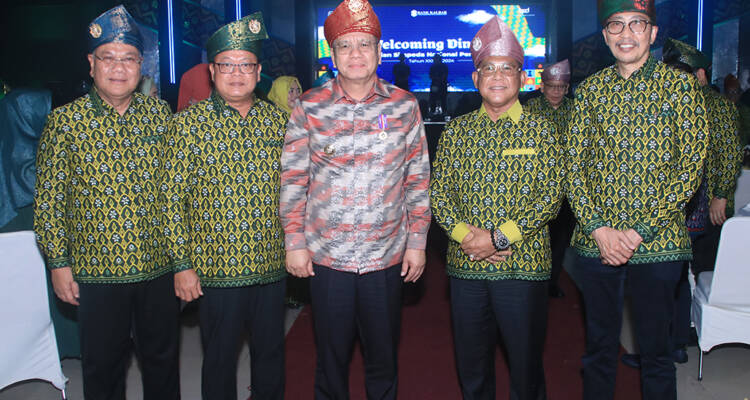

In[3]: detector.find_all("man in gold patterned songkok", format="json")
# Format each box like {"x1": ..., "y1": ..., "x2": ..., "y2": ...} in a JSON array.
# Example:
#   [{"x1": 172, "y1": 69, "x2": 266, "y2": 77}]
[
  {"x1": 34, "y1": 5, "x2": 180, "y2": 399},
  {"x1": 430, "y1": 15, "x2": 564, "y2": 400},
  {"x1": 161, "y1": 12, "x2": 288, "y2": 400}
]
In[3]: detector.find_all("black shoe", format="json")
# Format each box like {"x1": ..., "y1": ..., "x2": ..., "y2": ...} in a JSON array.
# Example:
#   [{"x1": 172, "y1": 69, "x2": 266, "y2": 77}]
[
  {"x1": 673, "y1": 348, "x2": 688, "y2": 364},
  {"x1": 621, "y1": 353, "x2": 641, "y2": 369},
  {"x1": 548, "y1": 284, "x2": 565, "y2": 298}
]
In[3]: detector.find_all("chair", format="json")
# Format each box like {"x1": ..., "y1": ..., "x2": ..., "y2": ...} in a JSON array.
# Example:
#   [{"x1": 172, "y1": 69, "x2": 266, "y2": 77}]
[
  {"x1": 691, "y1": 217, "x2": 750, "y2": 380},
  {"x1": 0, "y1": 231, "x2": 67, "y2": 398}
]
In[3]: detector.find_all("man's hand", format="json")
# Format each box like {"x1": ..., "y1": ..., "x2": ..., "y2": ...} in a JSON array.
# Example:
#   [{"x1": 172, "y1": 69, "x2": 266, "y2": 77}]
[
  {"x1": 709, "y1": 197, "x2": 728, "y2": 226},
  {"x1": 592, "y1": 227, "x2": 637, "y2": 266},
  {"x1": 461, "y1": 225, "x2": 498, "y2": 261},
  {"x1": 286, "y1": 249, "x2": 314, "y2": 278},
  {"x1": 174, "y1": 269, "x2": 203, "y2": 302},
  {"x1": 51, "y1": 266, "x2": 79, "y2": 305},
  {"x1": 401, "y1": 249, "x2": 426, "y2": 282},
  {"x1": 484, "y1": 249, "x2": 513, "y2": 264}
]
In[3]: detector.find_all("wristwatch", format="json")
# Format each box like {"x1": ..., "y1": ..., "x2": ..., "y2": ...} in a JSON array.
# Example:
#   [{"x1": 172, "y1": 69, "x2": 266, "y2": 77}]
[{"x1": 493, "y1": 229, "x2": 510, "y2": 251}]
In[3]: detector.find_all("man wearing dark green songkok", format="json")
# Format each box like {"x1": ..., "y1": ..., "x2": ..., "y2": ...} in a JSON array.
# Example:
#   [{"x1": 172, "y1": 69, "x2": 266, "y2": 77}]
[
  {"x1": 431, "y1": 16, "x2": 563, "y2": 400},
  {"x1": 34, "y1": 5, "x2": 180, "y2": 399},
  {"x1": 568, "y1": 0, "x2": 707, "y2": 399},
  {"x1": 161, "y1": 12, "x2": 287, "y2": 400},
  {"x1": 525, "y1": 59, "x2": 575, "y2": 298},
  {"x1": 662, "y1": 37, "x2": 742, "y2": 361}
]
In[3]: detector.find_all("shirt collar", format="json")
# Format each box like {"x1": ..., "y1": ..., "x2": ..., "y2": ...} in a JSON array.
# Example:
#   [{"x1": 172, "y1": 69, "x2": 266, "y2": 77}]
[
  {"x1": 478, "y1": 100, "x2": 523, "y2": 123},
  {"x1": 210, "y1": 90, "x2": 258, "y2": 118},
  {"x1": 89, "y1": 86, "x2": 136, "y2": 117},
  {"x1": 612, "y1": 55, "x2": 657, "y2": 81},
  {"x1": 331, "y1": 75, "x2": 391, "y2": 103}
]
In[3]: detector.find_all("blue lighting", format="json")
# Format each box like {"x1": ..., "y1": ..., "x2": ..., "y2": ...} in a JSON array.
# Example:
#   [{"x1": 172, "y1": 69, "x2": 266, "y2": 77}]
[
  {"x1": 696, "y1": 0, "x2": 704, "y2": 51},
  {"x1": 236, "y1": 0, "x2": 242, "y2": 21},
  {"x1": 167, "y1": 0, "x2": 176, "y2": 84}
]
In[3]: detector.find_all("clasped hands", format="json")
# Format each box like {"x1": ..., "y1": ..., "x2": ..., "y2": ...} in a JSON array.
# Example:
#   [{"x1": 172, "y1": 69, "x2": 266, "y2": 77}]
[
  {"x1": 591, "y1": 226, "x2": 643, "y2": 266},
  {"x1": 460, "y1": 224, "x2": 512, "y2": 264}
]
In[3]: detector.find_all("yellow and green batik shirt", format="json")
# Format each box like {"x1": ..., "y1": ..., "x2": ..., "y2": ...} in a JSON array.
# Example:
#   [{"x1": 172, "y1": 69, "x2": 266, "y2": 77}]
[
  {"x1": 567, "y1": 56, "x2": 708, "y2": 263},
  {"x1": 430, "y1": 101, "x2": 564, "y2": 280},
  {"x1": 161, "y1": 93, "x2": 287, "y2": 287},
  {"x1": 34, "y1": 90, "x2": 171, "y2": 283},
  {"x1": 524, "y1": 95, "x2": 574, "y2": 145},
  {"x1": 704, "y1": 87, "x2": 742, "y2": 216}
]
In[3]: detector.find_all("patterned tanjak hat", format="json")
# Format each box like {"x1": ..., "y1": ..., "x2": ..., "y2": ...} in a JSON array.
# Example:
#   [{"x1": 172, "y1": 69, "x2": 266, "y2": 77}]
[
  {"x1": 662, "y1": 38, "x2": 710, "y2": 70},
  {"x1": 323, "y1": 0, "x2": 381, "y2": 47},
  {"x1": 88, "y1": 5, "x2": 144, "y2": 54},
  {"x1": 470, "y1": 16, "x2": 524, "y2": 68},
  {"x1": 541, "y1": 59, "x2": 571, "y2": 83},
  {"x1": 206, "y1": 12, "x2": 268, "y2": 61},
  {"x1": 598, "y1": 0, "x2": 655, "y2": 25}
]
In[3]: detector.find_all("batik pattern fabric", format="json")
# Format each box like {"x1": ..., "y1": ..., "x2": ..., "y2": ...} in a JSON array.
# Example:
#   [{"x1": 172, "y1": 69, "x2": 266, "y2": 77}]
[
  {"x1": 567, "y1": 56, "x2": 708, "y2": 263},
  {"x1": 34, "y1": 90, "x2": 171, "y2": 283},
  {"x1": 430, "y1": 102, "x2": 564, "y2": 281},
  {"x1": 704, "y1": 87, "x2": 742, "y2": 217},
  {"x1": 161, "y1": 93, "x2": 287, "y2": 288},
  {"x1": 524, "y1": 95, "x2": 574, "y2": 146},
  {"x1": 279, "y1": 77, "x2": 431, "y2": 274}
]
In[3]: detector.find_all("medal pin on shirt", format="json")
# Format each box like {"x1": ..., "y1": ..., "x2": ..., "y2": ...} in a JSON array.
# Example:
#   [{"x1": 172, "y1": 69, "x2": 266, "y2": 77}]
[{"x1": 378, "y1": 114, "x2": 388, "y2": 140}]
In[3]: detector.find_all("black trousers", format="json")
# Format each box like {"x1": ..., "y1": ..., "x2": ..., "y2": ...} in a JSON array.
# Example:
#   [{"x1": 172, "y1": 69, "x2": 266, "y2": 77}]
[
  {"x1": 450, "y1": 277, "x2": 548, "y2": 400},
  {"x1": 199, "y1": 279, "x2": 286, "y2": 400},
  {"x1": 578, "y1": 257, "x2": 681, "y2": 400},
  {"x1": 310, "y1": 264, "x2": 403, "y2": 400},
  {"x1": 77, "y1": 272, "x2": 180, "y2": 400},
  {"x1": 549, "y1": 200, "x2": 576, "y2": 287}
]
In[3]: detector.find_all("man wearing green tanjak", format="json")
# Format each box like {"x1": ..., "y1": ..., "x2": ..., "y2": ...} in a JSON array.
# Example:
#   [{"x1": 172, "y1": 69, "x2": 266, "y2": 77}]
[
  {"x1": 161, "y1": 12, "x2": 288, "y2": 400},
  {"x1": 567, "y1": 0, "x2": 708, "y2": 399}
]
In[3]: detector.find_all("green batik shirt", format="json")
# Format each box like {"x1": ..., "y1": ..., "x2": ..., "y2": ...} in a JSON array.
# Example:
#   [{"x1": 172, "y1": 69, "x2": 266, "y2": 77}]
[
  {"x1": 34, "y1": 90, "x2": 171, "y2": 283},
  {"x1": 162, "y1": 92, "x2": 287, "y2": 287},
  {"x1": 704, "y1": 88, "x2": 742, "y2": 216},
  {"x1": 567, "y1": 56, "x2": 708, "y2": 263},
  {"x1": 430, "y1": 101, "x2": 564, "y2": 281},
  {"x1": 524, "y1": 95, "x2": 574, "y2": 145}
]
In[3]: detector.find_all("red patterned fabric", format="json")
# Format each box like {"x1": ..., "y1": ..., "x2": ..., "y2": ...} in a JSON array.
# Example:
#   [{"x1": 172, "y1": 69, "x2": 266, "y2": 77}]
[{"x1": 323, "y1": 0, "x2": 381, "y2": 46}]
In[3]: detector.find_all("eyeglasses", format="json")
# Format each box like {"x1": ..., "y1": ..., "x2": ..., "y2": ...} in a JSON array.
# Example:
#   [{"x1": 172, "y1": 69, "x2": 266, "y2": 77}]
[
  {"x1": 94, "y1": 54, "x2": 142, "y2": 69},
  {"x1": 545, "y1": 83, "x2": 569, "y2": 92},
  {"x1": 214, "y1": 62, "x2": 259, "y2": 74},
  {"x1": 477, "y1": 62, "x2": 521, "y2": 77},
  {"x1": 604, "y1": 19, "x2": 651, "y2": 35},
  {"x1": 332, "y1": 40, "x2": 377, "y2": 55}
]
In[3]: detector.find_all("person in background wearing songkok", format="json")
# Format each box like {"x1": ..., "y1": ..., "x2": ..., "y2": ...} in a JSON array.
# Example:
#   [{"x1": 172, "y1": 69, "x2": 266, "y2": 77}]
[
  {"x1": 663, "y1": 37, "x2": 741, "y2": 360},
  {"x1": 280, "y1": 0, "x2": 431, "y2": 398},
  {"x1": 431, "y1": 16, "x2": 563, "y2": 400},
  {"x1": 567, "y1": 1, "x2": 708, "y2": 398},
  {"x1": 161, "y1": 12, "x2": 288, "y2": 400},
  {"x1": 525, "y1": 59, "x2": 575, "y2": 298},
  {"x1": 34, "y1": 5, "x2": 180, "y2": 399}
]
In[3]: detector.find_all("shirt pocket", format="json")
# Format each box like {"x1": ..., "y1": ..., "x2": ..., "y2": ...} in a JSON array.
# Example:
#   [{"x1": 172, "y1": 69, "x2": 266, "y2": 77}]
[{"x1": 500, "y1": 148, "x2": 539, "y2": 199}]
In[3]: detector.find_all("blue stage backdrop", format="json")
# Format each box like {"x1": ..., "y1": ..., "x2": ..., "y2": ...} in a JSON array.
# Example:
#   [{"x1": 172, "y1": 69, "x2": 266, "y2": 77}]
[{"x1": 316, "y1": 4, "x2": 547, "y2": 92}]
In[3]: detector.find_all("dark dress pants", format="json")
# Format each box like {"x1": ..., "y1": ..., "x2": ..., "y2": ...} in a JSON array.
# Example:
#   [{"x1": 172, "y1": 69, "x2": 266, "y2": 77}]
[
  {"x1": 310, "y1": 264, "x2": 403, "y2": 400},
  {"x1": 77, "y1": 272, "x2": 180, "y2": 400},
  {"x1": 578, "y1": 257, "x2": 681, "y2": 400},
  {"x1": 450, "y1": 277, "x2": 548, "y2": 400},
  {"x1": 199, "y1": 279, "x2": 286, "y2": 400},
  {"x1": 549, "y1": 200, "x2": 576, "y2": 288}
]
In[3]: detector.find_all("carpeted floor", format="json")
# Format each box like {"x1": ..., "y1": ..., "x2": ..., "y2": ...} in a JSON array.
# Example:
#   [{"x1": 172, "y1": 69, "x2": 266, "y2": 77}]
[{"x1": 284, "y1": 226, "x2": 642, "y2": 399}]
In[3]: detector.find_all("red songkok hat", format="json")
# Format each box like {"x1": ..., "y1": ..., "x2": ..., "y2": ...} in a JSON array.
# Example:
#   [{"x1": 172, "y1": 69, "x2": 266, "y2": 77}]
[
  {"x1": 541, "y1": 59, "x2": 571, "y2": 83},
  {"x1": 470, "y1": 16, "x2": 524, "y2": 68},
  {"x1": 323, "y1": 0, "x2": 381, "y2": 47}
]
